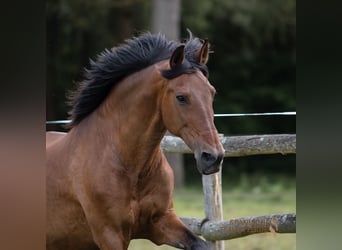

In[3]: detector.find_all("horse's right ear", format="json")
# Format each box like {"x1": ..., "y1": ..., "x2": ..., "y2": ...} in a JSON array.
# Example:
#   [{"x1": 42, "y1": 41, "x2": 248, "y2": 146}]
[
  {"x1": 170, "y1": 45, "x2": 185, "y2": 69},
  {"x1": 194, "y1": 39, "x2": 209, "y2": 65}
]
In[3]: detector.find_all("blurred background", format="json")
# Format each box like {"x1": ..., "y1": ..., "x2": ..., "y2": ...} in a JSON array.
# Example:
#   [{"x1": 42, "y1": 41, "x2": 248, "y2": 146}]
[{"x1": 46, "y1": 0, "x2": 296, "y2": 249}]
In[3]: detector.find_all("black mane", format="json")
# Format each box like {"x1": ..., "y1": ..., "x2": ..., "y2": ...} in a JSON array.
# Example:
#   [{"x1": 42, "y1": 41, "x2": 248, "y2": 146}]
[{"x1": 68, "y1": 31, "x2": 208, "y2": 127}]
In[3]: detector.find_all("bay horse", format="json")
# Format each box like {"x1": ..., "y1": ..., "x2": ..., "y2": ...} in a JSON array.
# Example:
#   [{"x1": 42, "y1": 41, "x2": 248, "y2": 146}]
[{"x1": 46, "y1": 31, "x2": 224, "y2": 250}]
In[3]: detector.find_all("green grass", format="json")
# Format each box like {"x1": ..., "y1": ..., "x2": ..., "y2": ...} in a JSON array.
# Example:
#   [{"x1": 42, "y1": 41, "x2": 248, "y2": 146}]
[{"x1": 129, "y1": 177, "x2": 296, "y2": 250}]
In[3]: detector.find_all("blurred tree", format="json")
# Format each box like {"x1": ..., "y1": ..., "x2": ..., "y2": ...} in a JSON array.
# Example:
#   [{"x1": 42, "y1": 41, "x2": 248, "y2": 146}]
[
  {"x1": 46, "y1": 0, "x2": 151, "y2": 129},
  {"x1": 47, "y1": 0, "x2": 295, "y2": 135},
  {"x1": 180, "y1": 0, "x2": 296, "y2": 182},
  {"x1": 181, "y1": 0, "x2": 296, "y2": 135},
  {"x1": 152, "y1": 0, "x2": 180, "y2": 40}
]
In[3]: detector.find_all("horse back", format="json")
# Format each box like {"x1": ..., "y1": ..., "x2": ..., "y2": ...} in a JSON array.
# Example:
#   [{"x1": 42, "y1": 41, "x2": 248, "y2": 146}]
[{"x1": 46, "y1": 131, "x2": 66, "y2": 148}]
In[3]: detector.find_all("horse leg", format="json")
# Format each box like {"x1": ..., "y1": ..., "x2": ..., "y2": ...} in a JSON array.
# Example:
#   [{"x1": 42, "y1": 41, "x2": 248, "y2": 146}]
[
  {"x1": 90, "y1": 227, "x2": 129, "y2": 250},
  {"x1": 78, "y1": 200, "x2": 131, "y2": 250},
  {"x1": 149, "y1": 211, "x2": 209, "y2": 250}
]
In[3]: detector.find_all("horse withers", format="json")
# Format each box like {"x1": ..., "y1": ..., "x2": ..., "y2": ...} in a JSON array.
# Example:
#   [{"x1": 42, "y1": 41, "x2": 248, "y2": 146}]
[{"x1": 46, "y1": 32, "x2": 224, "y2": 250}]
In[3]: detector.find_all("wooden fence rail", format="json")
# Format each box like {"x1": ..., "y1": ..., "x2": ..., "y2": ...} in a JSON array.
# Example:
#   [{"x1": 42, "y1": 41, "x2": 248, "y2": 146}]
[
  {"x1": 161, "y1": 133, "x2": 296, "y2": 249},
  {"x1": 180, "y1": 213, "x2": 296, "y2": 241},
  {"x1": 161, "y1": 134, "x2": 296, "y2": 156}
]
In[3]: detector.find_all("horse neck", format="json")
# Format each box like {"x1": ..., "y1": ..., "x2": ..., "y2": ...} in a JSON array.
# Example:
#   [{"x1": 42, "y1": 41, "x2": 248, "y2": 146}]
[{"x1": 85, "y1": 65, "x2": 167, "y2": 172}]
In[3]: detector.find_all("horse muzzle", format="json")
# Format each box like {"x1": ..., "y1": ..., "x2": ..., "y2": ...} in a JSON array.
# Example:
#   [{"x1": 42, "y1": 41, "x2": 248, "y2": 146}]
[{"x1": 195, "y1": 150, "x2": 224, "y2": 175}]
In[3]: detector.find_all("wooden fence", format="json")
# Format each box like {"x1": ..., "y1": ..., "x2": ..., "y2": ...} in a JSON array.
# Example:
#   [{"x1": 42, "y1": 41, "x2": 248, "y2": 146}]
[{"x1": 161, "y1": 134, "x2": 296, "y2": 250}]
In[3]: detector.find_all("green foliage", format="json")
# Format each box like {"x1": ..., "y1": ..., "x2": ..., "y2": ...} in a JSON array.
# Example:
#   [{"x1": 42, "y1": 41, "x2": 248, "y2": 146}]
[
  {"x1": 181, "y1": 0, "x2": 296, "y2": 135},
  {"x1": 46, "y1": 0, "x2": 152, "y2": 121},
  {"x1": 47, "y1": 0, "x2": 295, "y2": 135}
]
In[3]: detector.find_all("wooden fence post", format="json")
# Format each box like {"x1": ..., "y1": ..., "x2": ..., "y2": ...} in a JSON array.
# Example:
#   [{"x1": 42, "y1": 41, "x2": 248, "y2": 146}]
[{"x1": 202, "y1": 167, "x2": 225, "y2": 250}]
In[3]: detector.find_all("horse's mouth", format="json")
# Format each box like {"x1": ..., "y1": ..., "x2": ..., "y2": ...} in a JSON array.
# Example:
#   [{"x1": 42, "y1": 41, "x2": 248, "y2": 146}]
[{"x1": 201, "y1": 164, "x2": 221, "y2": 175}]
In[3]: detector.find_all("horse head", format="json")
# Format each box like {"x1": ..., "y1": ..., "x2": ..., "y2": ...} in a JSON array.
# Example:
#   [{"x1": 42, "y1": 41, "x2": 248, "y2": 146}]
[{"x1": 160, "y1": 40, "x2": 225, "y2": 175}]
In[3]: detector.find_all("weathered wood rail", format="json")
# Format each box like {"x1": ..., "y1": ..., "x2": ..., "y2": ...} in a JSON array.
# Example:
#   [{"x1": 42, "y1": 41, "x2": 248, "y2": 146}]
[
  {"x1": 180, "y1": 213, "x2": 296, "y2": 241},
  {"x1": 161, "y1": 134, "x2": 296, "y2": 250},
  {"x1": 161, "y1": 134, "x2": 296, "y2": 156}
]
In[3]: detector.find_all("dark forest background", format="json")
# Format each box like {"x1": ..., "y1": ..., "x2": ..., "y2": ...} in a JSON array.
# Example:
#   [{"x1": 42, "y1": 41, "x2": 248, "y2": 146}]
[{"x1": 46, "y1": 0, "x2": 296, "y2": 188}]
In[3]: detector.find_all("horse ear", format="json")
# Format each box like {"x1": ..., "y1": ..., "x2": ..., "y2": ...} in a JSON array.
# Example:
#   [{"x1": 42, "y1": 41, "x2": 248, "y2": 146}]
[
  {"x1": 195, "y1": 39, "x2": 209, "y2": 65},
  {"x1": 170, "y1": 45, "x2": 185, "y2": 69}
]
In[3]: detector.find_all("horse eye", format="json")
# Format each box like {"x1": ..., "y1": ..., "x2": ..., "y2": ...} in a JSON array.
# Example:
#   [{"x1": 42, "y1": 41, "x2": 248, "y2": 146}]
[{"x1": 176, "y1": 95, "x2": 188, "y2": 105}]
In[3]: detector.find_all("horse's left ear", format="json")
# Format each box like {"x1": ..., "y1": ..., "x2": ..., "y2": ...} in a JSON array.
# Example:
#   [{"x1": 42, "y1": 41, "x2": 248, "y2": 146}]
[
  {"x1": 195, "y1": 39, "x2": 209, "y2": 65},
  {"x1": 170, "y1": 45, "x2": 185, "y2": 69}
]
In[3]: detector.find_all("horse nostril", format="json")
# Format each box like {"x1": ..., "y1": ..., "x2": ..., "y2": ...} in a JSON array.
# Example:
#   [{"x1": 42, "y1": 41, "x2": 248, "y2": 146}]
[{"x1": 201, "y1": 152, "x2": 217, "y2": 165}]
